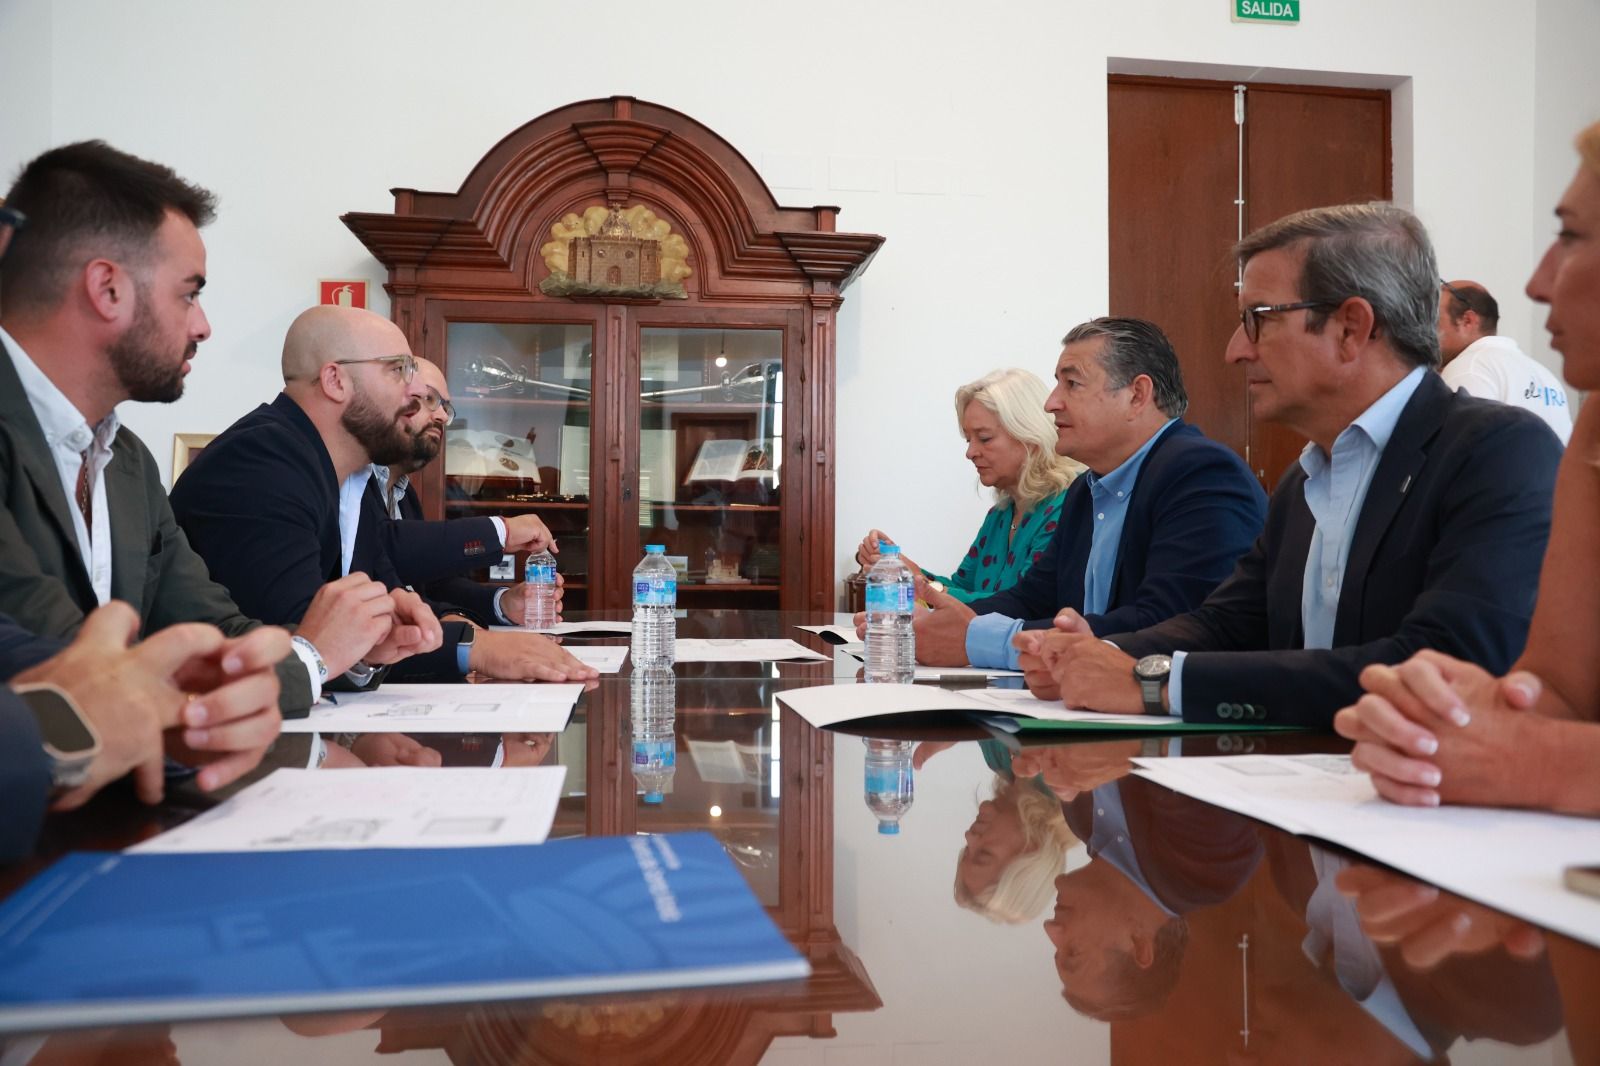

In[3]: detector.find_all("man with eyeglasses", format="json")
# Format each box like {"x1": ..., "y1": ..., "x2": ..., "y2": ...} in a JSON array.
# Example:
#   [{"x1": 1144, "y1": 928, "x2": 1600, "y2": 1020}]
[
  {"x1": 1019, "y1": 203, "x2": 1562, "y2": 730},
  {"x1": 1437, "y1": 279, "x2": 1571, "y2": 444},
  {"x1": 368, "y1": 358, "x2": 557, "y2": 625},
  {"x1": 170, "y1": 305, "x2": 596, "y2": 690}
]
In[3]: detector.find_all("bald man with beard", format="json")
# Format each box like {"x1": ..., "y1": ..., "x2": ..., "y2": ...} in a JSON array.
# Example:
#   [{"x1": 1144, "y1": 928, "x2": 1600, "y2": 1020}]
[{"x1": 171, "y1": 305, "x2": 595, "y2": 685}]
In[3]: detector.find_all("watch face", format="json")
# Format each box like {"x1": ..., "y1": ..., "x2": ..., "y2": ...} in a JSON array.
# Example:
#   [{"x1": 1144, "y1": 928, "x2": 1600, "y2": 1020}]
[
  {"x1": 22, "y1": 687, "x2": 97, "y2": 755},
  {"x1": 1135, "y1": 654, "x2": 1173, "y2": 681}
]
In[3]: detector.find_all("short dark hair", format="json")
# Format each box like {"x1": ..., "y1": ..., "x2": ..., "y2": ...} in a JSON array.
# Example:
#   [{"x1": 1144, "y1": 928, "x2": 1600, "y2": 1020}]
[
  {"x1": 1061, "y1": 316, "x2": 1189, "y2": 419},
  {"x1": 1234, "y1": 202, "x2": 1440, "y2": 370},
  {"x1": 1442, "y1": 281, "x2": 1500, "y2": 335},
  {"x1": 0, "y1": 140, "x2": 216, "y2": 314}
]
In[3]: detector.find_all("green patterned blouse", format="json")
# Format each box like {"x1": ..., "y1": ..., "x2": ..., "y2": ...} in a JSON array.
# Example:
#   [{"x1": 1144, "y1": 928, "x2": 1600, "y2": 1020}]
[{"x1": 921, "y1": 486, "x2": 1069, "y2": 604}]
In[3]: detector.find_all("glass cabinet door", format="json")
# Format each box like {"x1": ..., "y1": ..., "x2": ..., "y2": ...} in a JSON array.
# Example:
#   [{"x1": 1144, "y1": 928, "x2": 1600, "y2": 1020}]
[
  {"x1": 638, "y1": 327, "x2": 784, "y2": 610},
  {"x1": 442, "y1": 322, "x2": 594, "y2": 611}
]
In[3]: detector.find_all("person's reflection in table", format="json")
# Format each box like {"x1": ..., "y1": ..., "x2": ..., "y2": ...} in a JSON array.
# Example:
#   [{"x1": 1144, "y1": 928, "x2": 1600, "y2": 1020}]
[
  {"x1": 935, "y1": 739, "x2": 1078, "y2": 924},
  {"x1": 1044, "y1": 780, "x2": 1263, "y2": 1020},
  {"x1": 1266, "y1": 841, "x2": 1564, "y2": 1058}
]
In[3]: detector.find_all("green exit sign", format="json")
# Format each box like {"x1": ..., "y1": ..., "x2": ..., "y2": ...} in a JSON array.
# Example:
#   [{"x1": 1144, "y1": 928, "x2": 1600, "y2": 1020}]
[{"x1": 1233, "y1": 0, "x2": 1300, "y2": 22}]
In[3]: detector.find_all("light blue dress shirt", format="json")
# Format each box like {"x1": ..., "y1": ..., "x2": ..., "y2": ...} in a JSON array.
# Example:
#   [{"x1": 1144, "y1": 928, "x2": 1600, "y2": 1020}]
[
  {"x1": 966, "y1": 420, "x2": 1176, "y2": 669},
  {"x1": 1168, "y1": 368, "x2": 1425, "y2": 715}
]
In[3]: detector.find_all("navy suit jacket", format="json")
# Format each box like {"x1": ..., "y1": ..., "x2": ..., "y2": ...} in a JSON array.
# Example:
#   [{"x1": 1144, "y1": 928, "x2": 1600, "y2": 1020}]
[
  {"x1": 970, "y1": 421, "x2": 1267, "y2": 635},
  {"x1": 369, "y1": 478, "x2": 505, "y2": 626},
  {"x1": 170, "y1": 394, "x2": 467, "y2": 682},
  {"x1": 1114, "y1": 372, "x2": 1562, "y2": 728}
]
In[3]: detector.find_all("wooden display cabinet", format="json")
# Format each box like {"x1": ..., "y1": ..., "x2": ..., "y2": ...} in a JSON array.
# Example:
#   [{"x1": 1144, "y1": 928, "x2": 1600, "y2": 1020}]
[{"x1": 344, "y1": 97, "x2": 882, "y2": 612}]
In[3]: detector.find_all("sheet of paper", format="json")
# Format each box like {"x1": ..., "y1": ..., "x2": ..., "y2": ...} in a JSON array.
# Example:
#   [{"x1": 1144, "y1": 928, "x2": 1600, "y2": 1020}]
[
  {"x1": 959, "y1": 686, "x2": 1155, "y2": 727},
  {"x1": 567, "y1": 645, "x2": 628, "y2": 674},
  {"x1": 776, "y1": 683, "x2": 988, "y2": 727},
  {"x1": 490, "y1": 620, "x2": 633, "y2": 636},
  {"x1": 794, "y1": 624, "x2": 860, "y2": 645},
  {"x1": 130, "y1": 766, "x2": 569, "y2": 853},
  {"x1": 280, "y1": 683, "x2": 581, "y2": 734},
  {"x1": 912, "y1": 665, "x2": 1023, "y2": 681},
  {"x1": 1131, "y1": 754, "x2": 1600, "y2": 949},
  {"x1": 674, "y1": 638, "x2": 829, "y2": 662}
]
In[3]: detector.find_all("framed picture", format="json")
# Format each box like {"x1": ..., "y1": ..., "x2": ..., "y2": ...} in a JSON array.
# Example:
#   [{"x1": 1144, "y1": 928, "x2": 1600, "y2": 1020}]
[{"x1": 171, "y1": 433, "x2": 216, "y2": 483}]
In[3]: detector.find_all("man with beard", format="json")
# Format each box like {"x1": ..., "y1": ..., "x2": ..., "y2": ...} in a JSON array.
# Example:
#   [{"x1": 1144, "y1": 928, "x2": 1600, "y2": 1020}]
[
  {"x1": 369, "y1": 357, "x2": 557, "y2": 626},
  {"x1": 171, "y1": 305, "x2": 595, "y2": 684},
  {"x1": 0, "y1": 141, "x2": 419, "y2": 738}
]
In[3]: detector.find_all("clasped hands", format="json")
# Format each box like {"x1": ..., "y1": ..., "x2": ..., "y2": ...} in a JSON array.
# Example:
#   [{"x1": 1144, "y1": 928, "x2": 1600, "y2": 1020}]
[{"x1": 1334, "y1": 650, "x2": 1545, "y2": 808}]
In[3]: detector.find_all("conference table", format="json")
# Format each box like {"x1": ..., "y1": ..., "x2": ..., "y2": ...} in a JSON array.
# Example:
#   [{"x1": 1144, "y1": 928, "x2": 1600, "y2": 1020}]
[{"x1": 3, "y1": 610, "x2": 1596, "y2": 1065}]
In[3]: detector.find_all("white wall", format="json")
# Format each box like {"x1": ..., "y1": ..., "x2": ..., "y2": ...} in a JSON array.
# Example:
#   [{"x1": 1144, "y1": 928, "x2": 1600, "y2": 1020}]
[{"x1": 0, "y1": 0, "x2": 1592, "y2": 603}]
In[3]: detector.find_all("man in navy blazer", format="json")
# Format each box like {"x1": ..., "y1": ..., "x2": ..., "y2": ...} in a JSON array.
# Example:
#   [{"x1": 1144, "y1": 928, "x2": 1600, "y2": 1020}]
[
  {"x1": 1032, "y1": 204, "x2": 1562, "y2": 729},
  {"x1": 367, "y1": 357, "x2": 558, "y2": 628},
  {"x1": 909, "y1": 318, "x2": 1267, "y2": 668},
  {"x1": 171, "y1": 306, "x2": 594, "y2": 686}
]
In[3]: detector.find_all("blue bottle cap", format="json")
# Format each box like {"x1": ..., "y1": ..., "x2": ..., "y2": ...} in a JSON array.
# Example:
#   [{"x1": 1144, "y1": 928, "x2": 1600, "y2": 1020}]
[
  {"x1": 645, "y1": 544, "x2": 665, "y2": 553},
  {"x1": 877, "y1": 821, "x2": 900, "y2": 835},
  {"x1": 879, "y1": 543, "x2": 900, "y2": 555},
  {"x1": 644, "y1": 790, "x2": 664, "y2": 804}
]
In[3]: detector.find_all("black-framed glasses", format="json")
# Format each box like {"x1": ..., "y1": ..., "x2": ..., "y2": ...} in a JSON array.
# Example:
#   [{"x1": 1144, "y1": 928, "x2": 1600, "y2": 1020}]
[
  {"x1": 0, "y1": 206, "x2": 25, "y2": 232},
  {"x1": 420, "y1": 386, "x2": 455, "y2": 426},
  {"x1": 1240, "y1": 300, "x2": 1341, "y2": 343},
  {"x1": 1440, "y1": 278, "x2": 1469, "y2": 306},
  {"x1": 332, "y1": 353, "x2": 417, "y2": 383}
]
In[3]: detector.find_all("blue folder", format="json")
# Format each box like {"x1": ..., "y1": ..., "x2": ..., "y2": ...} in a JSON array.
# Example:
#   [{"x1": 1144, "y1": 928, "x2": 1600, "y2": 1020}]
[{"x1": 0, "y1": 832, "x2": 808, "y2": 1033}]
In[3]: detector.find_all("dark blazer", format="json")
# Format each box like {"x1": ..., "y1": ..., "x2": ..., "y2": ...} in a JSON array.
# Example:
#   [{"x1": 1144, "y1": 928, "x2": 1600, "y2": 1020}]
[
  {"x1": 0, "y1": 613, "x2": 59, "y2": 864},
  {"x1": 369, "y1": 477, "x2": 505, "y2": 625},
  {"x1": 170, "y1": 393, "x2": 468, "y2": 682},
  {"x1": 0, "y1": 343, "x2": 312, "y2": 715},
  {"x1": 970, "y1": 421, "x2": 1267, "y2": 635},
  {"x1": 1063, "y1": 779, "x2": 1263, "y2": 915},
  {"x1": 1113, "y1": 372, "x2": 1563, "y2": 728}
]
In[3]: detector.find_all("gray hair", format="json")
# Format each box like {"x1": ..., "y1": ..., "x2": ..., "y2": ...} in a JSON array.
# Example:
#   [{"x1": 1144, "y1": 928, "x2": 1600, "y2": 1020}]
[
  {"x1": 1061, "y1": 317, "x2": 1188, "y2": 419},
  {"x1": 1235, "y1": 202, "x2": 1440, "y2": 369}
]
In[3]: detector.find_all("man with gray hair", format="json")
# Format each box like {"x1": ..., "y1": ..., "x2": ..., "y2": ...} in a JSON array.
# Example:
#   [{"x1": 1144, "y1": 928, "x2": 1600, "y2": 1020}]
[
  {"x1": 903, "y1": 316, "x2": 1267, "y2": 668},
  {"x1": 1027, "y1": 204, "x2": 1563, "y2": 729},
  {"x1": 1437, "y1": 279, "x2": 1571, "y2": 443}
]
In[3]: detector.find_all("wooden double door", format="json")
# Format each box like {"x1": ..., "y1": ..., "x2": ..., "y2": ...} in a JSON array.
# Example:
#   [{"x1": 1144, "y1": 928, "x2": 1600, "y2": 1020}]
[{"x1": 1108, "y1": 74, "x2": 1391, "y2": 490}]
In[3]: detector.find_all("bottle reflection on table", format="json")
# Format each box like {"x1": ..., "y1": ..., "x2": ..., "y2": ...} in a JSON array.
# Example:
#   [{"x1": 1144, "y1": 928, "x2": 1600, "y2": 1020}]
[
  {"x1": 631, "y1": 670, "x2": 677, "y2": 804},
  {"x1": 862, "y1": 738, "x2": 914, "y2": 835}
]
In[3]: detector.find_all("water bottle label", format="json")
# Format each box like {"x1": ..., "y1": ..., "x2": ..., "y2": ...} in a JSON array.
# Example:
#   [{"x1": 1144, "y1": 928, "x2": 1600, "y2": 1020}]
[
  {"x1": 633, "y1": 576, "x2": 677, "y2": 606},
  {"x1": 865, "y1": 765, "x2": 910, "y2": 793},
  {"x1": 865, "y1": 582, "x2": 914, "y2": 613},
  {"x1": 524, "y1": 563, "x2": 556, "y2": 583},
  {"x1": 632, "y1": 741, "x2": 675, "y2": 767}
]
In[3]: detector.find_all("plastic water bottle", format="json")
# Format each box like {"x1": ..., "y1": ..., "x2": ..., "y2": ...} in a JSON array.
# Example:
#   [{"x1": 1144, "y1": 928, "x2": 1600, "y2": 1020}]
[
  {"x1": 631, "y1": 544, "x2": 677, "y2": 670},
  {"x1": 864, "y1": 543, "x2": 915, "y2": 683},
  {"x1": 522, "y1": 548, "x2": 558, "y2": 629},
  {"x1": 863, "y1": 738, "x2": 914, "y2": 835},
  {"x1": 631, "y1": 670, "x2": 676, "y2": 804}
]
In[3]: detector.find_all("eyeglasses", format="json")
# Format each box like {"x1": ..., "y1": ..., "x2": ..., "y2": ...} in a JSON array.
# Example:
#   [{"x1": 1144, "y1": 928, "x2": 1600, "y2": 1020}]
[
  {"x1": 332, "y1": 353, "x2": 417, "y2": 383},
  {"x1": 0, "y1": 206, "x2": 25, "y2": 232},
  {"x1": 420, "y1": 386, "x2": 455, "y2": 426},
  {"x1": 1440, "y1": 278, "x2": 1469, "y2": 306},
  {"x1": 1239, "y1": 300, "x2": 1341, "y2": 343}
]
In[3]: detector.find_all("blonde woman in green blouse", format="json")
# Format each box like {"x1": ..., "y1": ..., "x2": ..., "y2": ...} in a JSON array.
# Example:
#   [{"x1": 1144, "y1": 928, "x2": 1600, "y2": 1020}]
[{"x1": 856, "y1": 368, "x2": 1082, "y2": 603}]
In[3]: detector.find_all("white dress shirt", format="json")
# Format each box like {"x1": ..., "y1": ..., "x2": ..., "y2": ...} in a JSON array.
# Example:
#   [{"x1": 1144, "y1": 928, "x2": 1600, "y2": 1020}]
[{"x1": 1, "y1": 326, "x2": 118, "y2": 605}]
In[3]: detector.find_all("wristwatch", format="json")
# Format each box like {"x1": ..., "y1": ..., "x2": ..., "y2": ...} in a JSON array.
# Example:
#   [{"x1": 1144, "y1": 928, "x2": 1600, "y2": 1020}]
[
  {"x1": 343, "y1": 659, "x2": 379, "y2": 687},
  {"x1": 14, "y1": 682, "x2": 101, "y2": 790},
  {"x1": 456, "y1": 624, "x2": 478, "y2": 675},
  {"x1": 1133, "y1": 654, "x2": 1172, "y2": 716}
]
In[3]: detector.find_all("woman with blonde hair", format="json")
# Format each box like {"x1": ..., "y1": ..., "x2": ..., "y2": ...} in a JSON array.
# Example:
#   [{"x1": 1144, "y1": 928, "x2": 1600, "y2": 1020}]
[
  {"x1": 857, "y1": 367, "x2": 1081, "y2": 602},
  {"x1": 954, "y1": 771, "x2": 1078, "y2": 923}
]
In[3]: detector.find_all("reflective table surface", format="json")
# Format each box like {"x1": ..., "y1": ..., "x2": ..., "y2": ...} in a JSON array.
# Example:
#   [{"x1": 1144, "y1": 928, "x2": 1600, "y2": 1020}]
[{"x1": 3, "y1": 611, "x2": 1596, "y2": 1066}]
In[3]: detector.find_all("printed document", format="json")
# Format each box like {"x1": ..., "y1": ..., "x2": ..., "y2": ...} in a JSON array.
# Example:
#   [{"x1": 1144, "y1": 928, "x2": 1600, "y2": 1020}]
[
  {"x1": 1131, "y1": 754, "x2": 1600, "y2": 949},
  {"x1": 281, "y1": 683, "x2": 582, "y2": 734},
  {"x1": 131, "y1": 766, "x2": 568, "y2": 853},
  {"x1": 675, "y1": 638, "x2": 828, "y2": 662}
]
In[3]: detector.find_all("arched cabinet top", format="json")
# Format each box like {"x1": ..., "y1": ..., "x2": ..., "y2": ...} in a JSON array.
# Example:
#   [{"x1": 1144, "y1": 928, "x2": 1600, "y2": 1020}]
[{"x1": 343, "y1": 96, "x2": 882, "y2": 302}]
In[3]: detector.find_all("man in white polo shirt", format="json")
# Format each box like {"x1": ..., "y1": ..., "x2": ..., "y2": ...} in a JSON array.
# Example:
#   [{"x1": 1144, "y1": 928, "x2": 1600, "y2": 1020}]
[{"x1": 1438, "y1": 279, "x2": 1571, "y2": 444}]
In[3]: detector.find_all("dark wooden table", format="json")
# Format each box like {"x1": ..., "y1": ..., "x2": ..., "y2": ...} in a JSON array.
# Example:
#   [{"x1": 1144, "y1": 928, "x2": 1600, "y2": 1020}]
[{"x1": 3, "y1": 611, "x2": 1595, "y2": 1065}]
